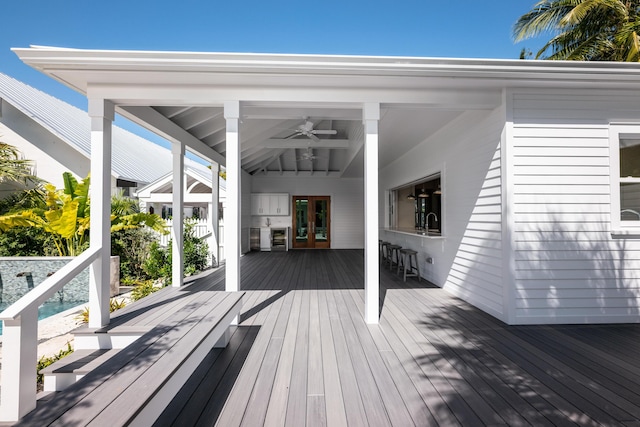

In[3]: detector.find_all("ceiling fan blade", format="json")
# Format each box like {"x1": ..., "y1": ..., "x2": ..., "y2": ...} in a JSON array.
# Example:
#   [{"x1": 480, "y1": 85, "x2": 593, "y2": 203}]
[
  {"x1": 310, "y1": 129, "x2": 337, "y2": 135},
  {"x1": 285, "y1": 131, "x2": 302, "y2": 140},
  {"x1": 308, "y1": 133, "x2": 321, "y2": 143}
]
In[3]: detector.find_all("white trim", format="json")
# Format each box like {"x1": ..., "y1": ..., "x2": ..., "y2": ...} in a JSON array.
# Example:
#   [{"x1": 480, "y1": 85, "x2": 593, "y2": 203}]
[
  {"x1": 502, "y1": 89, "x2": 516, "y2": 325},
  {"x1": 88, "y1": 99, "x2": 113, "y2": 329},
  {"x1": 171, "y1": 142, "x2": 185, "y2": 287},
  {"x1": 224, "y1": 101, "x2": 241, "y2": 297},
  {"x1": 363, "y1": 102, "x2": 380, "y2": 324},
  {"x1": 609, "y1": 122, "x2": 640, "y2": 235}
]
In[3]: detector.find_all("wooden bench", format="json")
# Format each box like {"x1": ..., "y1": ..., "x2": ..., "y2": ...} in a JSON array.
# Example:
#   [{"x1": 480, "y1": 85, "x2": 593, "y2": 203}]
[{"x1": 19, "y1": 291, "x2": 243, "y2": 426}]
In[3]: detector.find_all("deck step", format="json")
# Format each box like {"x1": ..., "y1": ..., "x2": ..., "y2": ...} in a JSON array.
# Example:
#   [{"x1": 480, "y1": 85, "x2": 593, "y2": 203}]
[
  {"x1": 72, "y1": 325, "x2": 151, "y2": 350},
  {"x1": 41, "y1": 349, "x2": 121, "y2": 392}
]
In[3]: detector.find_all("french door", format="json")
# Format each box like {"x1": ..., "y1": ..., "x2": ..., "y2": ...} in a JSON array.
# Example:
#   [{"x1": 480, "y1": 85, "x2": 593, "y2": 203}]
[{"x1": 292, "y1": 196, "x2": 331, "y2": 249}]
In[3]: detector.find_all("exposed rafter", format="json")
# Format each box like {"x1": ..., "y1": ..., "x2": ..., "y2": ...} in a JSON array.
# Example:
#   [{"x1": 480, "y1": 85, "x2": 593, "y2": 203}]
[{"x1": 118, "y1": 106, "x2": 226, "y2": 166}]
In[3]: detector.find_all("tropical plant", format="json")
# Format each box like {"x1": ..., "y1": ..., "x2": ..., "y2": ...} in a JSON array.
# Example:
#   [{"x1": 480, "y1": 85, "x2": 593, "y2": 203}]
[
  {"x1": 143, "y1": 219, "x2": 210, "y2": 282},
  {"x1": 0, "y1": 142, "x2": 37, "y2": 184},
  {"x1": 0, "y1": 172, "x2": 166, "y2": 256},
  {"x1": 75, "y1": 298, "x2": 127, "y2": 324},
  {"x1": 111, "y1": 227, "x2": 158, "y2": 280},
  {"x1": 514, "y1": 0, "x2": 640, "y2": 61},
  {"x1": 37, "y1": 342, "x2": 73, "y2": 389},
  {"x1": 0, "y1": 226, "x2": 55, "y2": 256},
  {"x1": 130, "y1": 280, "x2": 161, "y2": 301}
]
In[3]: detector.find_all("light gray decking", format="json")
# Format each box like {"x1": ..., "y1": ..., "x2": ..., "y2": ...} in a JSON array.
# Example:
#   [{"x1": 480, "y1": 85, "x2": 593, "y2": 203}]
[
  {"x1": 14, "y1": 249, "x2": 640, "y2": 426},
  {"x1": 146, "y1": 250, "x2": 640, "y2": 427}
]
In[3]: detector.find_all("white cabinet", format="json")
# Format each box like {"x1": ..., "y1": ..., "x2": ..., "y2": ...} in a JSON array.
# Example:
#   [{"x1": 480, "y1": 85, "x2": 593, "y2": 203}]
[
  {"x1": 251, "y1": 193, "x2": 289, "y2": 216},
  {"x1": 251, "y1": 194, "x2": 271, "y2": 215},
  {"x1": 272, "y1": 194, "x2": 289, "y2": 215}
]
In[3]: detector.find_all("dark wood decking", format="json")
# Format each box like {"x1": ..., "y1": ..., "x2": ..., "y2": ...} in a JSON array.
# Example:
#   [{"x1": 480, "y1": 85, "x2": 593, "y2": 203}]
[{"x1": 138, "y1": 249, "x2": 640, "y2": 427}]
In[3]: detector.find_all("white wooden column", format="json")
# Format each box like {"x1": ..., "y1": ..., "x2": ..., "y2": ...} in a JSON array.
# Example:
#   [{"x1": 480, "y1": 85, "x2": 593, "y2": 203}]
[
  {"x1": 0, "y1": 306, "x2": 37, "y2": 421},
  {"x1": 88, "y1": 99, "x2": 114, "y2": 328},
  {"x1": 363, "y1": 103, "x2": 380, "y2": 324},
  {"x1": 210, "y1": 162, "x2": 220, "y2": 267},
  {"x1": 224, "y1": 101, "x2": 241, "y2": 294},
  {"x1": 172, "y1": 142, "x2": 185, "y2": 287}
]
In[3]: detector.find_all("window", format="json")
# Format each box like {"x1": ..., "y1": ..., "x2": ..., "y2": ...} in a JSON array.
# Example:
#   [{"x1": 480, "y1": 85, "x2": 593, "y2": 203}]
[
  {"x1": 391, "y1": 173, "x2": 442, "y2": 234},
  {"x1": 610, "y1": 124, "x2": 640, "y2": 233}
]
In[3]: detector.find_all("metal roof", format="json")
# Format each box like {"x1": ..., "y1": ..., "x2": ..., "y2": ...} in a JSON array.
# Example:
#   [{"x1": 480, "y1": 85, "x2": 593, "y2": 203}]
[{"x1": 0, "y1": 72, "x2": 193, "y2": 184}]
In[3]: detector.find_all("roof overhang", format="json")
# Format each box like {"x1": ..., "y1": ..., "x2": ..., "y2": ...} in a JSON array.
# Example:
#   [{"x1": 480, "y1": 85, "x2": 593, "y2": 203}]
[{"x1": 14, "y1": 46, "x2": 640, "y2": 176}]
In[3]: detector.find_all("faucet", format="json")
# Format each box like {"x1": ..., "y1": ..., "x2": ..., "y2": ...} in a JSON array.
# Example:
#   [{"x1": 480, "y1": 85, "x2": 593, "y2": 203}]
[{"x1": 426, "y1": 212, "x2": 438, "y2": 228}]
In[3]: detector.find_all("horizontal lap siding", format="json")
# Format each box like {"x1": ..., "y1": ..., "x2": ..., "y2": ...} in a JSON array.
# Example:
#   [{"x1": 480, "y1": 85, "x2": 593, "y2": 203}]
[
  {"x1": 380, "y1": 109, "x2": 506, "y2": 321},
  {"x1": 443, "y1": 109, "x2": 504, "y2": 318},
  {"x1": 511, "y1": 91, "x2": 640, "y2": 324}
]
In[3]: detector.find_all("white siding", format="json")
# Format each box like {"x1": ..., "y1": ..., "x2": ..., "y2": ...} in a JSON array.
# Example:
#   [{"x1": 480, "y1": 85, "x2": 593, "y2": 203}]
[
  {"x1": 250, "y1": 176, "x2": 364, "y2": 249},
  {"x1": 510, "y1": 89, "x2": 640, "y2": 324},
  {"x1": 380, "y1": 108, "x2": 506, "y2": 321}
]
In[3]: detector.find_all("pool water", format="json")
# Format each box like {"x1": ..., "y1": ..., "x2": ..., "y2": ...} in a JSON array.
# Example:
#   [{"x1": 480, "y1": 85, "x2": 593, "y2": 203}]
[{"x1": 0, "y1": 301, "x2": 84, "y2": 335}]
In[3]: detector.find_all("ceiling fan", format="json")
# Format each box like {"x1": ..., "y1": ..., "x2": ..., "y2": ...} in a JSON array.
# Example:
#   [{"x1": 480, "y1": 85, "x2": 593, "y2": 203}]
[
  {"x1": 296, "y1": 148, "x2": 324, "y2": 162},
  {"x1": 285, "y1": 118, "x2": 337, "y2": 142}
]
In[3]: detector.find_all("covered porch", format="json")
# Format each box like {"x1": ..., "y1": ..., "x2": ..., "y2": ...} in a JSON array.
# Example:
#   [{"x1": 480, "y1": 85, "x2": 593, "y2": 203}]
[{"x1": 19, "y1": 250, "x2": 640, "y2": 426}]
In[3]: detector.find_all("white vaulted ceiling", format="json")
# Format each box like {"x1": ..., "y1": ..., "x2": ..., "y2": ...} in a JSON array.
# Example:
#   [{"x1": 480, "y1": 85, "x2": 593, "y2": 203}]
[{"x1": 146, "y1": 104, "x2": 463, "y2": 177}]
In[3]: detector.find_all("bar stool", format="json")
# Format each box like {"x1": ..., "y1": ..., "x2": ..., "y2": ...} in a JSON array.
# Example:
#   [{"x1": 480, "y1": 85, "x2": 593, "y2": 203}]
[
  {"x1": 398, "y1": 249, "x2": 420, "y2": 282},
  {"x1": 379, "y1": 241, "x2": 390, "y2": 265},
  {"x1": 386, "y1": 244, "x2": 402, "y2": 270}
]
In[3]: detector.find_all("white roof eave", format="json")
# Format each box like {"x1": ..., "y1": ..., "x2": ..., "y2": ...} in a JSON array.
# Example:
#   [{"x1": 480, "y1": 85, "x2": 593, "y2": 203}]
[{"x1": 13, "y1": 46, "x2": 640, "y2": 95}]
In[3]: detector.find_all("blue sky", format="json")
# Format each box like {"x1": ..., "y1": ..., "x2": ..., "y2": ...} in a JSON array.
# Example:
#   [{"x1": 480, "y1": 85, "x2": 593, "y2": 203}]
[{"x1": 1, "y1": 0, "x2": 539, "y2": 147}]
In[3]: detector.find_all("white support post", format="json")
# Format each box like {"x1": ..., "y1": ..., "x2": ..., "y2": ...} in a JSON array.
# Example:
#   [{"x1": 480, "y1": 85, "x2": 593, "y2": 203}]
[
  {"x1": 210, "y1": 162, "x2": 220, "y2": 267},
  {"x1": 224, "y1": 101, "x2": 241, "y2": 297},
  {"x1": 0, "y1": 306, "x2": 38, "y2": 421},
  {"x1": 363, "y1": 103, "x2": 380, "y2": 324},
  {"x1": 172, "y1": 142, "x2": 185, "y2": 287},
  {"x1": 88, "y1": 99, "x2": 114, "y2": 329}
]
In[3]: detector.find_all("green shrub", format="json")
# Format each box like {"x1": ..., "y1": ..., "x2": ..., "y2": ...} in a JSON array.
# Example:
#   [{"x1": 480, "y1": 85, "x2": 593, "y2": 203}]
[
  {"x1": 142, "y1": 220, "x2": 210, "y2": 283},
  {"x1": 130, "y1": 280, "x2": 161, "y2": 301},
  {"x1": 0, "y1": 226, "x2": 56, "y2": 256},
  {"x1": 143, "y1": 241, "x2": 171, "y2": 282},
  {"x1": 183, "y1": 220, "x2": 209, "y2": 275},
  {"x1": 111, "y1": 227, "x2": 158, "y2": 281},
  {"x1": 37, "y1": 342, "x2": 73, "y2": 389}
]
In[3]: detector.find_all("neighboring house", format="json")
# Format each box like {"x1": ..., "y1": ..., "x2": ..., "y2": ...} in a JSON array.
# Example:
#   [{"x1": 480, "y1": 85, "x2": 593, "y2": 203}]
[
  {"x1": 135, "y1": 164, "x2": 225, "y2": 221},
  {"x1": 12, "y1": 47, "x2": 640, "y2": 330},
  {"x1": 136, "y1": 163, "x2": 226, "y2": 263},
  {"x1": 0, "y1": 72, "x2": 177, "y2": 194}
]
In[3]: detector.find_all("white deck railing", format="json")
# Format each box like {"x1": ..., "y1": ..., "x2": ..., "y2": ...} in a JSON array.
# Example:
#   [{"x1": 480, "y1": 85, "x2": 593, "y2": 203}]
[{"x1": 0, "y1": 246, "x2": 101, "y2": 422}]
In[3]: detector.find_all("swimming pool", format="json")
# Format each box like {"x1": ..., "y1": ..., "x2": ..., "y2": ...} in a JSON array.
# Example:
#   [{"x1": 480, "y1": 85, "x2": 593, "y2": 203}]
[{"x1": 0, "y1": 301, "x2": 85, "y2": 335}]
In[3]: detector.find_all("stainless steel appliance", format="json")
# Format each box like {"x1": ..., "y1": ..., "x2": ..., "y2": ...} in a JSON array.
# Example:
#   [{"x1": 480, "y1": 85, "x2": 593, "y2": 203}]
[
  {"x1": 271, "y1": 228, "x2": 288, "y2": 251},
  {"x1": 250, "y1": 228, "x2": 260, "y2": 251}
]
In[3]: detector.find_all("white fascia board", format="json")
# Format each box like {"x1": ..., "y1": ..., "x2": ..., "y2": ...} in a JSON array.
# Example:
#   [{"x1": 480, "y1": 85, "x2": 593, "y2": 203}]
[
  {"x1": 13, "y1": 46, "x2": 640, "y2": 79},
  {"x1": 135, "y1": 172, "x2": 173, "y2": 197},
  {"x1": 14, "y1": 47, "x2": 640, "y2": 103}
]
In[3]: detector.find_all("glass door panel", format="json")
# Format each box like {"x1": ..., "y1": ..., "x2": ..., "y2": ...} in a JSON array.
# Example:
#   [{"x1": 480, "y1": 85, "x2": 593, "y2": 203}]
[
  {"x1": 294, "y1": 198, "x2": 309, "y2": 246},
  {"x1": 292, "y1": 196, "x2": 330, "y2": 248}
]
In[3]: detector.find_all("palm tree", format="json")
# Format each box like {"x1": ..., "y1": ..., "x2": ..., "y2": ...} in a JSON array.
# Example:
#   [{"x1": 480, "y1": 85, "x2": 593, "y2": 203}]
[
  {"x1": 514, "y1": 0, "x2": 640, "y2": 61},
  {"x1": 0, "y1": 142, "x2": 36, "y2": 183}
]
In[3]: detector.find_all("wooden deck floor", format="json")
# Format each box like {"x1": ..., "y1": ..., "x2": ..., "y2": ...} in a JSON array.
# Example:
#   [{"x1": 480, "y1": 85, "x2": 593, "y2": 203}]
[{"x1": 149, "y1": 249, "x2": 640, "y2": 427}]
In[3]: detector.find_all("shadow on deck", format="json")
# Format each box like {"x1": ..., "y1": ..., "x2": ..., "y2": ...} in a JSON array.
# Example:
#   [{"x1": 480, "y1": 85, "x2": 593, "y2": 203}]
[{"x1": 150, "y1": 250, "x2": 640, "y2": 427}]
